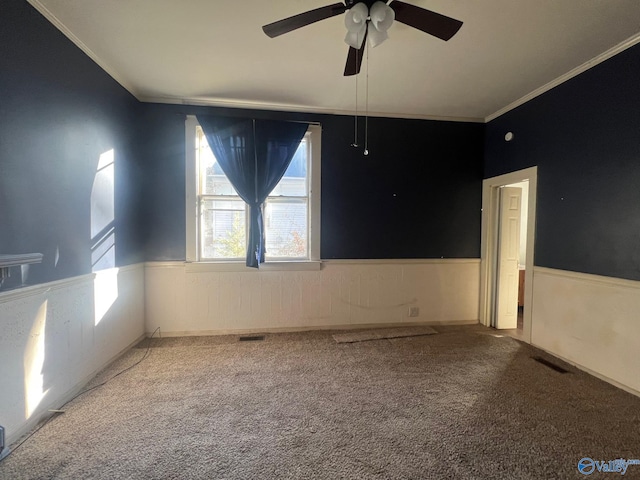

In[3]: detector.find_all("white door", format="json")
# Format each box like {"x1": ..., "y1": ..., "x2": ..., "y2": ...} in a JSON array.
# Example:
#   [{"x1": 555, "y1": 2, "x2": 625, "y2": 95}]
[{"x1": 495, "y1": 187, "x2": 522, "y2": 329}]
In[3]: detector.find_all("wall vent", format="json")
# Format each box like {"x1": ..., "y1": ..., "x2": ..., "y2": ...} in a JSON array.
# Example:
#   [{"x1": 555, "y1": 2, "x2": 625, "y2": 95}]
[{"x1": 239, "y1": 335, "x2": 265, "y2": 342}]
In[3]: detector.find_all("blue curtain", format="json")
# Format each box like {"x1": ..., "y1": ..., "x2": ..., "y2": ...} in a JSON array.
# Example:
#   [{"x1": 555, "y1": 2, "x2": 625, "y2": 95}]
[{"x1": 197, "y1": 115, "x2": 308, "y2": 268}]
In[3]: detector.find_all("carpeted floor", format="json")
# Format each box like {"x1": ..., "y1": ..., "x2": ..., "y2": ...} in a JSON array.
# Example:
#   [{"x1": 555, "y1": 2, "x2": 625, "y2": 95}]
[{"x1": 2, "y1": 325, "x2": 640, "y2": 479}]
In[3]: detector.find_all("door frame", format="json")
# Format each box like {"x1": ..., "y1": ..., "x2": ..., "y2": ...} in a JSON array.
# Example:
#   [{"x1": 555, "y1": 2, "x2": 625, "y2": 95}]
[{"x1": 479, "y1": 166, "x2": 538, "y2": 343}]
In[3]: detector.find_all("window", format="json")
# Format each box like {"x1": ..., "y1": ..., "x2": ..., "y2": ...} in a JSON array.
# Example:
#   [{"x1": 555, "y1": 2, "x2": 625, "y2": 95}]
[{"x1": 185, "y1": 116, "x2": 321, "y2": 265}]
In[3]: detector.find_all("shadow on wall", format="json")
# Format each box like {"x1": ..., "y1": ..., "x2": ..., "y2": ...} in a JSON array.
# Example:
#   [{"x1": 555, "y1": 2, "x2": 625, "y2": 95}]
[{"x1": 1, "y1": 148, "x2": 118, "y2": 290}]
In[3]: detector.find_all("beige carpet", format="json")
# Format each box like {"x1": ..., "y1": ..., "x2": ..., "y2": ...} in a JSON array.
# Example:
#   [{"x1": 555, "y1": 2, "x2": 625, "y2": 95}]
[{"x1": 2, "y1": 325, "x2": 640, "y2": 479}]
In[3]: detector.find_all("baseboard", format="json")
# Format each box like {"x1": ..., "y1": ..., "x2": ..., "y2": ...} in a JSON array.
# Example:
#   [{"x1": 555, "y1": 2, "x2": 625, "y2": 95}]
[{"x1": 150, "y1": 319, "x2": 479, "y2": 337}]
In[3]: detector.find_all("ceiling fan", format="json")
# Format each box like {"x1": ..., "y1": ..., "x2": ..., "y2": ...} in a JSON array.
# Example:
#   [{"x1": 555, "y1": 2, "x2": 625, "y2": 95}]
[{"x1": 262, "y1": 0, "x2": 463, "y2": 76}]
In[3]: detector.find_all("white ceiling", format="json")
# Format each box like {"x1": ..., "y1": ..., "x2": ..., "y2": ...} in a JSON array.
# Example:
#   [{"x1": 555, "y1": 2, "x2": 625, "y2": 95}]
[{"x1": 30, "y1": 0, "x2": 640, "y2": 122}]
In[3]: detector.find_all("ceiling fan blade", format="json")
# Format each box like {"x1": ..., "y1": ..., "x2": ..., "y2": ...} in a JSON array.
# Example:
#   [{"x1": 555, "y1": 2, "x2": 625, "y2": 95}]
[
  {"x1": 344, "y1": 30, "x2": 367, "y2": 76},
  {"x1": 263, "y1": 3, "x2": 347, "y2": 38},
  {"x1": 390, "y1": 0, "x2": 462, "y2": 41}
]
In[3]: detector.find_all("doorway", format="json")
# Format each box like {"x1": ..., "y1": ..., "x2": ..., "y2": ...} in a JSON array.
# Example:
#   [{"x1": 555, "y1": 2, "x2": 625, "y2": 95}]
[{"x1": 479, "y1": 167, "x2": 537, "y2": 343}]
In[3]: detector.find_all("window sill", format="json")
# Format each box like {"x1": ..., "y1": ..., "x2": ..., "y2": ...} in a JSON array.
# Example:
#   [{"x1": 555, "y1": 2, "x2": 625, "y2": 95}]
[{"x1": 185, "y1": 261, "x2": 322, "y2": 273}]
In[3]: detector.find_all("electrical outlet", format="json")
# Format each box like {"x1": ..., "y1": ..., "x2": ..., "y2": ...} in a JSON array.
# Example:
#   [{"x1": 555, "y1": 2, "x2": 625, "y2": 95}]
[{"x1": 408, "y1": 306, "x2": 419, "y2": 317}]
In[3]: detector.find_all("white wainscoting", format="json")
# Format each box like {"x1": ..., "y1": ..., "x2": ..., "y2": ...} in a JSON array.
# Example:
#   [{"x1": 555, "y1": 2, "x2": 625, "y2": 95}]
[
  {"x1": 0, "y1": 264, "x2": 145, "y2": 445},
  {"x1": 144, "y1": 259, "x2": 480, "y2": 336},
  {"x1": 532, "y1": 267, "x2": 640, "y2": 395}
]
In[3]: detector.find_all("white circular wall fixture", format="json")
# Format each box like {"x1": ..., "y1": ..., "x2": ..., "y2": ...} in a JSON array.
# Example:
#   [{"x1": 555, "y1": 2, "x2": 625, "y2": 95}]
[{"x1": 505, "y1": 132, "x2": 514, "y2": 142}]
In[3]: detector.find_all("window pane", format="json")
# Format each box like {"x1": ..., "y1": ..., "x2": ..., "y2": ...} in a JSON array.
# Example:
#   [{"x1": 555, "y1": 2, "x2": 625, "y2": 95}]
[
  {"x1": 201, "y1": 199, "x2": 246, "y2": 259},
  {"x1": 269, "y1": 139, "x2": 307, "y2": 197},
  {"x1": 197, "y1": 126, "x2": 238, "y2": 196},
  {"x1": 265, "y1": 200, "x2": 308, "y2": 258},
  {"x1": 194, "y1": 121, "x2": 315, "y2": 263}
]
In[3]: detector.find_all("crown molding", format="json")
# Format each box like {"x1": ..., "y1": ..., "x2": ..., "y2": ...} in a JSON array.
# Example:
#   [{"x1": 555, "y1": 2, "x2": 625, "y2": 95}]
[
  {"x1": 485, "y1": 32, "x2": 640, "y2": 123},
  {"x1": 27, "y1": 0, "x2": 141, "y2": 100},
  {"x1": 137, "y1": 94, "x2": 485, "y2": 123}
]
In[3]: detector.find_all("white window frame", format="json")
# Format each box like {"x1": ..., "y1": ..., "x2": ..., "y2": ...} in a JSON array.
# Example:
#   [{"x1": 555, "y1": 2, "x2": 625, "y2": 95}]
[{"x1": 185, "y1": 115, "x2": 321, "y2": 271}]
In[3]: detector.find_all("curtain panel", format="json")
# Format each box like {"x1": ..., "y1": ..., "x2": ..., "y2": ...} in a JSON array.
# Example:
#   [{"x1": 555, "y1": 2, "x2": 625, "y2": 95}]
[{"x1": 197, "y1": 115, "x2": 308, "y2": 268}]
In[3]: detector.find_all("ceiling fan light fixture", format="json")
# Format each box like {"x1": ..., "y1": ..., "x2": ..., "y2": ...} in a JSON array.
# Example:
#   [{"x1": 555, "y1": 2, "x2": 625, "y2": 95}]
[
  {"x1": 345, "y1": 29, "x2": 366, "y2": 49},
  {"x1": 344, "y1": 2, "x2": 368, "y2": 48},
  {"x1": 369, "y1": 1, "x2": 394, "y2": 32},
  {"x1": 368, "y1": 2, "x2": 394, "y2": 47},
  {"x1": 367, "y1": 24, "x2": 387, "y2": 47}
]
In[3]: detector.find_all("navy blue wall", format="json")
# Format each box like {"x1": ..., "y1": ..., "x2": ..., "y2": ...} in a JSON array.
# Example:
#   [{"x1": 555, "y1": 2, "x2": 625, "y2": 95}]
[
  {"x1": 0, "y1": 0, "x2": 144, "y2": 286},
  {"x1": 321, "y1": 115, "x2": 483, "y2": 259},
  {"x1": 485, "y1": 44, "x2": 640, "y2": 281},
  {"x1": 0, "y1": 0, "x2": 485, "y2": 274},
  {"x1": 139, "y1": 104, "x2": 484, "y2": 261}
]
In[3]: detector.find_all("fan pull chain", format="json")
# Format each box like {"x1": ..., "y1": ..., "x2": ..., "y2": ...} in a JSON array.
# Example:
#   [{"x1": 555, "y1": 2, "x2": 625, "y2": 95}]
[
  {"x1": 364, "y1": 37, "x2": 369, "y2": 156},
  {"x1": 351, "y1": 33, "x2": 359, "y2": 148}
]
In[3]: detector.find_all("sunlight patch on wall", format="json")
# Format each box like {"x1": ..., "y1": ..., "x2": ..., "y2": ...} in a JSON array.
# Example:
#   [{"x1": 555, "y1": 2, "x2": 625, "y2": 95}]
[
  {"x1": 91, "y1": 149, "x2": 115, "y2": 272},
  {"x1": 24, "y1": 300, "x2": 50, "y2": 419},
  {"x1": 94, "y1": 268, "x2": 119, "y2": 326}
]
